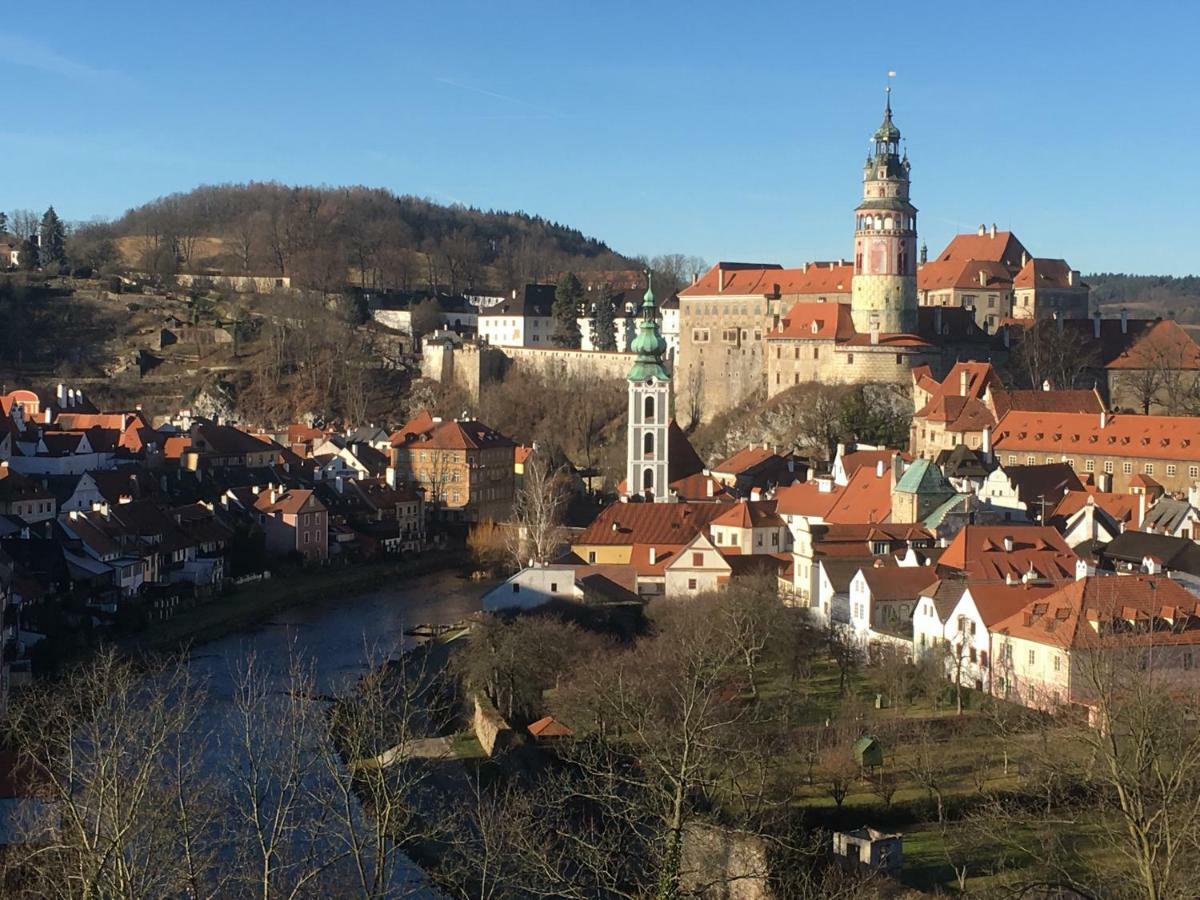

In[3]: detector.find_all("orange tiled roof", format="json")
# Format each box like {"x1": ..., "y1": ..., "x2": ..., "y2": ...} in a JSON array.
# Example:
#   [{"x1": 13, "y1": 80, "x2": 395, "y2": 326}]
[
  {"x1": 711, "y1": 500, "x2": 783, "y2": 529},
  {"x1": 824, "y1": 465, "x2": 893, "y2": 524},
  {"x1": 774, "y1": 480, "x2": 840, "y2": 519},
  {"x1": 681, "y1": 262, "x2": 853, "y2": 298},
  {"x1": 918, "y1": 258, "x2": 1013, "y2": 292},
  {"x1": 767, "y1": 302, "x2": 855, "y2": 340},
  {"x1": 965, "y1": 582, "x2": 1057, "y2": 628},
  {"x1": 577, "y1": 501, "x2": 726, "y2": 546},
  {"x1": 712, "y1": 446, "x2": 778, "y2": 474},
  {"x1": 253, "y1": 488, "x2": 324, "y2": 516},
  {"x1": 993, "y1": 575, "x2": 1200, "y2": 650},
  {"x1": 1049, "y1": 490, "x2": 1141, "y2": 527},
  {"x1": 1013, "y1": 258, "x2": 1081, "y2": 290},
  {"x1": 937, "y1": 525, "x2": 1077, "y2": 583},
  {"x1": 993, "y1": 410, "x2": 1200, "y2": 461},
  {"x1": 929, "y1": 230, "x2": 1029, "y2": 271}
]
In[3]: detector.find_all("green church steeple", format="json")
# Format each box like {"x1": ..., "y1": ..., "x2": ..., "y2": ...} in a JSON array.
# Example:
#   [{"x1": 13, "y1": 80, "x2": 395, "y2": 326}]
[{"x1": 627, "y1": 273, "x2": 670, "y2": 382}]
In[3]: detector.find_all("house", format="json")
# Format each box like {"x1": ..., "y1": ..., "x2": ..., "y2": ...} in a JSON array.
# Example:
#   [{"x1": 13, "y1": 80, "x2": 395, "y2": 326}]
[
  {"x1": 978, "y1": 463, "x2": 1083, "y2": 523},
  {"x1": 708, "y1": 445, "x2": 804, "y2": 496},
  {"x1": 846, "y1": 565, "x2": 939, "y2": 646},
  {"x1": 239, "y1": 487, "x2": 328, "y2": 561},
  {"x1": 1097, "y1": 531, "x2": 1200, "y2": 593},
  {"x1": 389, "y1": 413, "x2": 516, "y2": 523},
  {"x1": 572, "y1": 501, "x2": 727, "y2": 567},
  {"x1": 0, "y1": 464, "x2": 56, "y2": 525},
  {"x1": 481, "y1": 562, "x2": 639, "y2": 611},
  {"x1": 833, "y1": 827, "x2": 903, "y2": 874},
  {"x1": 662, "y1": 531, "x2": 783, "y2": 598},
  {"x1": 185, "y1": 421, "x2": 277, "y2": 470},
  {"x1": 789, "y1": 520, "x2": 933, "y2": 609},
  {"x1": 941, "y1": 582, "x2": 1057, "y2": 693},
  {"x1": 912, "y1": 578, "x2": 969, "y2": 658},
  {"x1": 61, "y1": 469, "x2": 159, "y2": 513},
  {"x1": 477, "y1": 284, "x2": 557, "y2": 347},
  {"x1": 708, "y1": 500, "x2": 790, "y2": 555},
  {"x1": 991, "y1": 575, "x2": 1200, "y2": 712},
  {"x1": 992, "y1": 409, "x2": 1200, "y2": 494},
  {"x1": 1140, "y1": 494, "x2": 1200, "y2": 540},
  {"x1": 1048, "y1": 491, "x2": 1139, "y2": 550}
]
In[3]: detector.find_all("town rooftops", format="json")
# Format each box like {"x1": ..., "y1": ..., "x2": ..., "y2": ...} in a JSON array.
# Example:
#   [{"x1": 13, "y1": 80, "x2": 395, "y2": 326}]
[
  {"x1": 988, "y1": 387, "x2": 1105, "y2": 417},
  {"x1": 390, "y1": 409, "x2": 437, "y2": 446},
  {"x1": 252, "y1": 487, "x2": 323, "y2": 517},
  {"x1": 1100, "y1": 531, "x2": 1200, "y2": 576},
  {"x1": 711, "y1": 445, "x2": 779, "y2": 475},
  {"x1": 1049, "y1": 490, "x2": 1141, "y2": 530},
  {"x1": 992, "y1": 411, "x2": 1200, "y2": 461},
  {"x1": 400, "y1": 418, "x2": 516, "y2": 452},
  {"x1": 710, "y1": 499, "x2": 783, "y2": 529},
  {"x1": 965, "y1": 582, "x2": 1058, "y2": 628},
  {"x1": 917, "y1": 258, "x2": 1014, "y2": 292},
  {"x1": 768, "y1": 302, "x2": 855, "y2": 341},
  {"x1": 999, "y1": 463, "x2": 1083, "y2": 509}
]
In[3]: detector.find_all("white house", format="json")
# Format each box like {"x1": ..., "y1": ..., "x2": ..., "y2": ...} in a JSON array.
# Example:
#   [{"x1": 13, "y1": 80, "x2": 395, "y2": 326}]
[
  {"x1": 477, "y1": 285, "x2": 556, "y2": 348},
  {"x1": 941, "y1": 582, "x2": 1057, "y2": 693},
  {"x1": 663, "y1": 533, "x2": 731, "y2": 598},
  {"x1": 847, "y1": 566, "x2": 939, "y2": 647}
]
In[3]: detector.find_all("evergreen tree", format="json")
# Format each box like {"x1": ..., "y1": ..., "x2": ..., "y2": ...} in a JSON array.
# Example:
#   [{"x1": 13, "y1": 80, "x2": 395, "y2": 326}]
[
  {"x1": 0, "y1": 211, "x2": 7, "y2": 234},
  {"x1": 39, "y1": 206, "x2": 67, "y2": 267},
  {"x1": 552, "y1": 272, "x2": 583, "y2": 348},
  {"x1": 19, "y1": 238, "x2": 39, "y2": 271},
  {"x1": 589, "y1": 284, "x2": 618, "y2": 351}
]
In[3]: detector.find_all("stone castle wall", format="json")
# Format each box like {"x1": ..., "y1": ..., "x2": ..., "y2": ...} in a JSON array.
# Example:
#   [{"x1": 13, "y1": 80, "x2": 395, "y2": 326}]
[
  {"x1": 504, "y1": 345, "x2": 641, "y2": 382},
  {"x1": 850, "y1": 274, "x2": 918, "y2": 334},
  {"x1": 767, "y1": 340, "x2": 937, "y2": 398}
]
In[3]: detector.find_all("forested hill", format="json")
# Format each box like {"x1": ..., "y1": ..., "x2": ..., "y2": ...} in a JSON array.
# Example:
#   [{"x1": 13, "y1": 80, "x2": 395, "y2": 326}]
[
  {"x1": 75, "y1": 182, "x2": 637, "y2": 293},
  {"x1": 1087, "y1": 273, "x2": 1200, "y2": 324}
]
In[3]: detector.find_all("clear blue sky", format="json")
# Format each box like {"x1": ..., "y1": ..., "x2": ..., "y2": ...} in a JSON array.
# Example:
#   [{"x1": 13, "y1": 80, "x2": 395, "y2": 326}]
[{"x1": 3, "y1": 1, "x2": 1196, "y2": 274}]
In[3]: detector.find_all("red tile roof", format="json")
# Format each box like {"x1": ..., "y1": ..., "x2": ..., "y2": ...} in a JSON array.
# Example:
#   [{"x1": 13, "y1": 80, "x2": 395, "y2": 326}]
[
  {"x1": 254, "y1": 488, "x2": 324, "y2": 516},
  {"x1": 576, "y1": 501, "x2": 726, "y2": 546},
  {"x1": 1013, "y1": 258, "x2": 1081, "y2": 291},
  {"x1": 824, "y1": 465, "x2": 893, "y2": 524},
  {"x1": 992, "y1": 575, "x2": 1200, "y2": 649},
  {"x1": 408, "y1": 419, "x2": 516, "y2": 451},
  {"x1": 712, "y1": 446, "x2": 779, "y2": 475},
  {"x1": 928, "y1": 230, "x2": 1029, "y2": 271},
  {"x1": 993, "y1": 411, "x2": 1200, "y2": 461},
  {"x1": 711, "y1": 500, "x2": 783, "y2": 529},
  {"x1": 390, "y1": 409, "x2": 437, "y2": 446},
  {"x1": 937, "y1": 525, "x2": 1077, "y2": 583},
  {"x1": 1049, "y1": 490, "x2": 1141, "y2": 528},
  {"x1": 918, "y1": 258, "x2": 1013, "y2": 292},
  {"x1": 768, "y1": 302, "x2": 855, "y2": 340},
  {"x1": 681, "y1": 262, "x2": 853, "y2": 298},
  {"x1": 965, "y1": 582, "x2": 1057, "y2": 628},
  {"x1": 774, "y1": 480, "x2": 839, "y2": 518},
  {"x1": 989, "y1": 388, "x2": 1105, "y2": 417},
  {"x1": 858, "y1": 565, "x2": 940, "y2": 601}
]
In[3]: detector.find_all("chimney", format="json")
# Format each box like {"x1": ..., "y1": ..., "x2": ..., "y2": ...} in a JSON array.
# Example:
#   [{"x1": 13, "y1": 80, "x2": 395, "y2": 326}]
[
  {"x1": 1120, "y1": 307, "x2": 1129, "y2": 334},
  {"x1": 989, "y1": 223, "x2": 997, "y2": 238},
  {"x1": 335, "y1": 475, "x2": 344, "y2": 494},
  {"x1": 56, "y1": 383, "x2": 65, "y2": 406},
  {"x1": 649, "y1": 547, "x2": 657, "y2": 565},
  {"x1": 750, "y1": 487, "x2": 762, "y2": 501},
  {"x1": 1138, "y1": 491, "x2": 1147, "y2": 529},
  {"x1": 386, "y1": 466, "x2": 397, "y2": 488},
  {"x1": 977, "y1": 224, "x2": 986, "y2": 236},
  {"x1": 876, "y1": 459, "x2": 885, "y2": 478},
  {"x1": 1068, "y1": 270, "x2": 1078, "y2": 287},
  {"x1": 1003, "y1": 535, "x2": 1014, "y2": 552},
  {"x1": 269, "y1": 488, "x2": 278, "y2": 504},
  {"x1": 1093, "y1": 309, "x2": 1101, "y2": 339},
  {"x1": 706, "y1": 478, "x2": 714, "y2": 498},
  {"x1": 978, "y1": 269, "x2": 987, "y2": 287},
  {"x1": 1021, "y1": 251, "x2": 1028, "y2": 268},
  {"x1": 1099, "y1": 410, "x2": 1108, "y2": 429}
]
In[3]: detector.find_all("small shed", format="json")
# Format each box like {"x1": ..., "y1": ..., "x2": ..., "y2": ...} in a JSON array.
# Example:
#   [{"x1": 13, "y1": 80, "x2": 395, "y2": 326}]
[
  {"x1": 527, "y1": 715, "x2": 573, "y2": 740},
  {"x1": 833, "y1": 826, "x2": 903, "y2": 873},
  {"x1": 853, "y1": 735, "x2": 883, "y2": 770}
]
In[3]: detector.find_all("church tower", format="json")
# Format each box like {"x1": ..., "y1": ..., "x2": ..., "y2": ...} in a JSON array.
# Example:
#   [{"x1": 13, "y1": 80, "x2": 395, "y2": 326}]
[
  {"x1": 626, "y1": 274, "x2": 671, "y2": 502},
  {"x1": 851, "y1": 87, "x2": 918, "y2": 335}
]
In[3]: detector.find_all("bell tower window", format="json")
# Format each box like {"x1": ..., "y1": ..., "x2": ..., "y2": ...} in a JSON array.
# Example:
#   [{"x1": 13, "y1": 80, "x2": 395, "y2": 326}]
[
  {"x1": 643, "y1": 432, "x2": 654, "y2": 457},
  {"x1": 644, "y1": 395, "x2": 655, "y2": 422}
]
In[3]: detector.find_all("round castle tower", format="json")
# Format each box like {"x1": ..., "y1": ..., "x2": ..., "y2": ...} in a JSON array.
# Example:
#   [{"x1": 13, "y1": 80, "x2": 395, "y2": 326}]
[{"x1": 851, "y1": 89, "x2": 918, "y2": 335}]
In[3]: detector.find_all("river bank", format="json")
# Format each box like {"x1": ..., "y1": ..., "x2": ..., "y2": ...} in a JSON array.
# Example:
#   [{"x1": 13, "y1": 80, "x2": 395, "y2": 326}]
[{"x1": 128, "y1": 550, "x2": 465, "y2": 655}]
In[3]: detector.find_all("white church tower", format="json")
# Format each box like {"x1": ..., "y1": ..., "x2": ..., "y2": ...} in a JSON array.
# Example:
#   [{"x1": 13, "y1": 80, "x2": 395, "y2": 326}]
[{"x1": 625, "y1": 274, "x2": 672, "y2": 501}]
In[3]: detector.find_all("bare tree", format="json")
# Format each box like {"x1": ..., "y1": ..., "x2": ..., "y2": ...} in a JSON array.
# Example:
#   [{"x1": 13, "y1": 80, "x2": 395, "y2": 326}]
[{"x1": 507, "y1": 452, "x2": 567, "y2": 568}]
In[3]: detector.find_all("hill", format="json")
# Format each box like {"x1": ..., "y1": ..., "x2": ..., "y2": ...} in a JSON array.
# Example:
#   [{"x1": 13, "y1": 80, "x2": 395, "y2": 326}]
[
  {"x1": 1087, "y1": 272, "x2": 1200, "y2": 324},
  {"x1": 72, "y1": 182, "x2": 637, "y2": 294}
]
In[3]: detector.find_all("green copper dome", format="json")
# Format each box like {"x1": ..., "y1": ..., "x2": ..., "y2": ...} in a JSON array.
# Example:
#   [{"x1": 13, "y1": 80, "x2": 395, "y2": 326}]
[
  {"x1": 627, "y1": 273, "x2": 670, "y2": 382},
  {"x1": 873, "y1": 91, "x2": 900, "y2": 142}
]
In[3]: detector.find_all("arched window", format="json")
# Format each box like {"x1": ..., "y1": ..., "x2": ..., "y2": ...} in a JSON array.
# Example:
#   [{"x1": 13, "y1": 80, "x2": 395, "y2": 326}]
[
  {"x1": 642, "y1": 468, "x2": 654, "y2": 491},
  {"x1": 884, "y1": 216, "x2": 894, "y2": 231},
  {"x1": 643, "y1": 432, "x2": 654, "y2": 457},
  {"x1": 644, "y1": 395, "x2": 655, "y2": 422}
]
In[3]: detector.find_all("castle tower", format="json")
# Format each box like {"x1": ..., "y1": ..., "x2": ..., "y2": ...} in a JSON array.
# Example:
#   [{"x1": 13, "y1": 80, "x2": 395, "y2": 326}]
[
  {"x1": 851, "y1": 87, "x2": 918, "y2": 335},
  {"x1": 626, "y1": 274, "x2": 671, "y2": 502}
]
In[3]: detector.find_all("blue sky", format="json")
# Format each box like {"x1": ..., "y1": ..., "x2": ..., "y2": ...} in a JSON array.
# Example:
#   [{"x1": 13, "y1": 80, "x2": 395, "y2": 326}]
[{"x1": 3, "y1": 1, "x2": 1196, "y2": 274}]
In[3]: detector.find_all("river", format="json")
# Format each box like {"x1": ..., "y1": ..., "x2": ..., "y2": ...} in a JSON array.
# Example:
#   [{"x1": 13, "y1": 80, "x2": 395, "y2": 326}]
[{"x1": 182, "y1": 567, "x2": 489, "y2": 899}]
